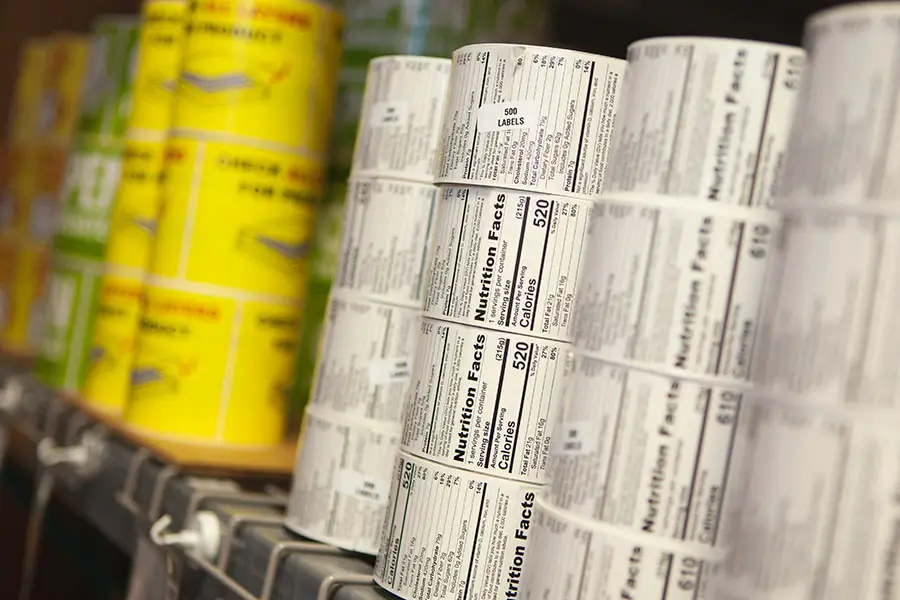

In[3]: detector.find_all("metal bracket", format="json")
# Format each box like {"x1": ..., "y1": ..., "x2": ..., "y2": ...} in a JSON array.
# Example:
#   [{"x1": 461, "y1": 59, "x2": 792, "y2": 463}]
[
  {"x1": 185, "y1": 553, "x2": 256, "y2": 600},
  {"x1": 148, "y1": 465, "x2": 182, "y2": 523},
  {"x1": 260, "y1": 540, "x2": 343, "y2": 600},
  {"x1": 115, "y1": 448, "x2": 153, "y2": 515},
  {"x1": 184, "y1": 489, "x2": 286, "y2": 524},
  {"x1": 62, "y1": 410, "x2": 92, "y2": 446},
  {"x1": 217, "y1": 514, "x2": 286, "y2": 569},
  {"x1": 316, "y1": 574, "x2": 376, "y2": 600}
]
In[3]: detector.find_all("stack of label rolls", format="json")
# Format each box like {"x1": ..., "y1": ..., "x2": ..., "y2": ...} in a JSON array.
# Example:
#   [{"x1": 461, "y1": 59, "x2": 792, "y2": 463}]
[
  {"x1": 292, "y1": 0, "x2": 550, "y2": 423},
  {"x1": 0, "y1": 35, "x2": 89, "y2": 354},
  {"x1": 373, "y1": 44, "x2": 627, "y2": 599},
  {"x1": 122, "y1": 0, "x2": 343, "y2": 445},
  {"x1": 36, "y1": 18, "x2": 140, "y2": 391},
  {"x1": 515, "y1": 37, "x2": 806, "y2": 599},
  {"x1": 285, "y1": 55, "x2": 451, "y2": 555},
  {"x1": 81, "y1": 0, "x2": 189, "y2": 414},
  {"x1": 712, "y1": 4, "x2": 900, "y2": 599}
]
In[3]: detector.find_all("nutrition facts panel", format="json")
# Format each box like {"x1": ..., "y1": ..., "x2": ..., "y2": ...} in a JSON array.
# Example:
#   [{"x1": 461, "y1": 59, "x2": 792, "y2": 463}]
[
  {"x1": 375, "y1": 452, "x2": 543, "y2": 600},
  {"x1": 753, "y1": 211, "x2": 900, "y2": 409},
  {"x1": 575, "y1": 199, "x2": 778, "y2": 382},
  {"x1": 604, "y1": 39, "x2": 803, "y2": 208},
  {"x1": 402, "y1": 318, "x2": 567, "y2": 483},
  {"x1": 437, "y1": 45, "x2": 625, "y2": 198},
  {"x1": 425, "y1": 186, "x2": 592, "y2": 341},
  {"x1": 521, "y1": 501, "x2": 718, "y2": 600},
  {"x1": 550, "y1": 355, "x2": 745, "y2": 547}
]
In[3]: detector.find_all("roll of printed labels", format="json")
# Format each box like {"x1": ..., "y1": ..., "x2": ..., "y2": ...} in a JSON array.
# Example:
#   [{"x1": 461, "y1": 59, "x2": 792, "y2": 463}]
[
  {"x1": 123, "y1": 0, "x2": 343, "y2": 444},
  {"x1": 36, "y1": 17, "x2": 140, "y2": 391},
  {"x1": 286, "y1": 55, "x2": 451, "y2": 551},
  {"x1": 82, "y1": 0, "x2": 189, "y2": 413}
]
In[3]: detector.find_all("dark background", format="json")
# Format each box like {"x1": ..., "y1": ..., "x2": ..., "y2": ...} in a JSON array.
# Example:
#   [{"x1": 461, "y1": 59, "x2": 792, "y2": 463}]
[{"x1": 0, "y1": 0, "x2": 865, "y2": 140}]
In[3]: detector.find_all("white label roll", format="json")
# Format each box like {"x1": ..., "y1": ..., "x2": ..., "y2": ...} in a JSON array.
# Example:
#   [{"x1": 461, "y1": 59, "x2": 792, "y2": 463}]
[
  {"x1": 402, "y1": 317, "x2": 568, "y2": 484},
  {"x1": 715, "y1": 397, "x2": 900, "y2": 600},
  {"x1": 574, "y1": 194, "x2": 781, "y2": 382},
  {"x1": 424, "y1": 186, "x2": 593, "y2": 341},
  {"x1": 310, "y1": 290, "x2": 421, "y2": 425},
  {"x1": 335, "y1": 178, "x2": 438, "y2": 308},
  {"x1": 286, "y1": 406, "x2": 400, "y2": 555},
  {"x1": 778, "y1": 3, "x2": 900, "y2": 208},
  {"x1": 520, "y1": 499, "x2": 721, "y2": 600},
  {"x1": 603, "y1": 37, "x2": 804, "y2": 208},
  {"x1": 550, "y1": 353, "x2": 748, "y2": 548},
  {"x1": 374, "y1": 451, "x2": 543, "y2": 600},
  {"x1": 352, "y1": 56, "x2": 452, "y2": 182},
  {"x1": 437, "y1": 44, "x2": 625, "y2": 198}
]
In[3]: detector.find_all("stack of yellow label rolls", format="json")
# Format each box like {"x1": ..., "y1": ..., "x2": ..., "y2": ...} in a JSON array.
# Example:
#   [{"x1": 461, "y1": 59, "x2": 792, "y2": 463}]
[
  {"x1": 286, "y1": 55, "x2": 451, "y2": 554},
  {"x1": 292, "y1": 0, "x2": 550, "y2": 424},
  {"x1": 512, "y1": 38, "x2": 806, "y2": 600},
  {"x1": 81, "y1": 0, "x2": 190, "y2": 413},
  {"x1": 1, "y1": 34, "x2": 91, "y2": 354},
  {"x1": 123, "y1": 0, "x2": 343, "y2": 445},
  {"x1": 373, "y1": 44, "x2": 627, "y2": 600},
  {"x1": 36, "y1": 18, "x2": 140, "y2": 391}
]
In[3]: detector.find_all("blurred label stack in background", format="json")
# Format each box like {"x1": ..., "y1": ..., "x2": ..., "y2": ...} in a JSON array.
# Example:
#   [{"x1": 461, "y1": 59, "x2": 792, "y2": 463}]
[
  {"x1": 81, "y1": 0, "x2": 189, "y2": 414},
  {"x1": 517, "y1": 37, "x2": 806, "y2": 599},
  {"x1": 123, "y1": 0, "x2": 343, "y2": 445},
  {"x1": 374, "y1": 43, "x2": 626, "y2": 600},
  {"x1": 35, "y1": 18, "x2": 140, "y2": 392},
  {"x1": 292, "y1": 0, "x2": 549, "y2": 425},
  {"x1": 714, "y1": 4, "x2": 900, "y2": 599},
  {"x1": 286, "y1": 55, "x2": 450, "y2": 554},
  {"x1": 1, "y1": 34, "x2": 90, "y2": 355}
]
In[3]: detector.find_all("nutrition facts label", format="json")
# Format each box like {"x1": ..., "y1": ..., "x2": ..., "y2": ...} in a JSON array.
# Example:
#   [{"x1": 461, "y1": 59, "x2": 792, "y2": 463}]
[
  {"x1": 374, "y1": 452, "x2": 543, "y2": 600},
  {"x1": 311, "y1": 291, "x2": 421, "y2": 425},
  {"x1": 402, "y1": 318, "x2": 567, "y2": 483},
  {"x1": 550, "y1": 355, "x2": 745, "y2": 547},
  {"x1": 335, "y1": 179, "x2": 438, "y2": 308},
  {"x1": 521, "y1": 501, "x2": 719, "y2": 600},
  {"x1": 605, "y1": 38, "x2": 804, "y2": 208},
  {"x1": 286, "y1": 407, "x2": 401, "y2": 555},
  {"x1": 753, "y1": 211, "x2": 900, "y2": 409},
  {"x1": 353, "y1": 56, "x2": 451, "y2": 182},
  {"x1": 778, "y1": 5, "x2": 900, "y2": 207},
  {"x1": 575, "y1": 198, "x2": 779, "y2": 382},
  {"x1": 425, "y1": 186, "x2": 592, "y2": 341},
  {"x1": 716, "y1": 398, "x2": 900, "y2": 600},
  {"x1": 437, "y1": 44, "x2": 625, "y2": 198}
]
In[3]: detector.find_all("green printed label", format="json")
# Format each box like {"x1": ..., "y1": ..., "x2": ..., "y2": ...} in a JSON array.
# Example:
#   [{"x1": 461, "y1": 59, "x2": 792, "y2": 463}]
[
  {"x1": 54, "y1": 138, "x2": 125, "y2": 261},
  {"x1": 35, "y1": 255, "x2": 103, "y2": 392}
]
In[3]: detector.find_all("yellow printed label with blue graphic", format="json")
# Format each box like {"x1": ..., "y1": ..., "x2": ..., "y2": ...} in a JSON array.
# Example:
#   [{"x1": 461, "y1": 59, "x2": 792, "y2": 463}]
[
  {"x1": 172, "y1": 0, "x2": 343, "y2": 154},
  {"x1": 129, "y1": 0, "x2": 189, "y2": 133},
  {"x1": 104, "y1": 139, "x2": 167, "y2": 270},
  {"x1": 125, "y1": 282, "x2": 299, "y2": 445},
  {"x1": 149, "y1": 138, "x2": 320, "y2": 299},
  {"x1": 81, "y1": 273, "x2": 144, "y2": 413}
]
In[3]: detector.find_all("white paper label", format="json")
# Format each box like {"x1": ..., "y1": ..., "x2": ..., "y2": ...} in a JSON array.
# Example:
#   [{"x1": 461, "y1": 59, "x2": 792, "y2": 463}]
[
  {"x1": 287, "y1": 407, "x2": 400, "y2": 555},
  {"x1": 521, "y1": 501, "x2": 720, "y2": 600},
  {"x1": 575, "y1": 198, "x2": 780, "y2": 381},
  {"x1": 311, "y1": 291, "x2": 421, "y2": 425},
  {"x1": 369, "y1": 101, "x2": 409, "y2": 127},
  {"x1": 353, "y1": 56, "x2": 451, "y2": 182},
  {"x1": 753, "y1": 211, "x2": 900, "y2": 409},
  {"x1": 374, "y1": 451, "x2": 543, "y2": 600},
  {"x1": 425, "y1": 186, "x2": 592, "y2": 341},
  {"x1": 606, "y1": 39, "x2": 804, "y2": 208},
  {"x1": 438, "y1": 45, "x2": 625, "y2": 198},
  {"x1": 550, "y1": 355, "x2": 746, "y2": 547},
  {"x1": 402, "y1": 318, "x2": 568, "y2": 483},
  {"x1": 335, "y1": 179, "x2": 438, "y2": 308},
  {"x1": 716, "y1": 398, "x2": 900, "y2": 600}
]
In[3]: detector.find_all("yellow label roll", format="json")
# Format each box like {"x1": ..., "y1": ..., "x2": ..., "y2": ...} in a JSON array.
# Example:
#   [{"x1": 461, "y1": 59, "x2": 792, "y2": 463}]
[
  {"x1": 129, "y1": 0, "x2": 190, "y2": 134},
  {"x1": 4, "y1": 241, "x2": 52, "y2": 353},
  {"x1": 172, "y1": 0, "x2": 343, "y2": 154},
  {"x1": 148, "y1": 137, "x2": 320, "y2": 299},
  {"x1": 8, "y1": 39, "x2": 50, "y2": 144},
  {"x1": 0, "y1": 235, "x2": 19, "y2": 338},
  {"x1": 44, "y1": 34, "x2": 91, "y2": 144},
  {"x1": 125, "y1": 280, "x2": 299, "y2": 445}
]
